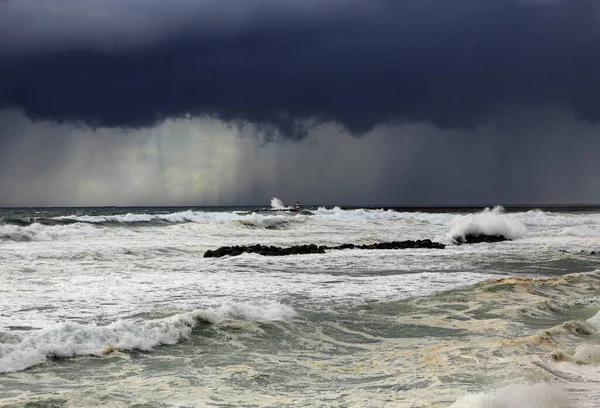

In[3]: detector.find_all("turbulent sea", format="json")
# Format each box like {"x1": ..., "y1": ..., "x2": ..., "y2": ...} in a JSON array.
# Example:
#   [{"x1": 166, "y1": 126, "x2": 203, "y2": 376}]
[{"x1": 2, "y1": 202, "x2": 600, "y2": 407}]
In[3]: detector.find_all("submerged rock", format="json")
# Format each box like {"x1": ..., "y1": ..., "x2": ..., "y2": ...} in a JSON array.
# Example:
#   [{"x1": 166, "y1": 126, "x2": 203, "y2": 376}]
[{"x1": 204, "y1": 239, "x2": 445, "y2": 258}]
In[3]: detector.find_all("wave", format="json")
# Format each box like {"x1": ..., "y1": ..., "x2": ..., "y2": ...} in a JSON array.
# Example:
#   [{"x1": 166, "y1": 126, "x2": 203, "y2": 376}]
[
  {"x1": 423, "y1": 273, "x2": 600, "y2": 407},
  {"x1": 0, "y1": 302, "x2": 297, "y2": 374},
  {"x1": 270, "y1": 197, "x2": 291, "y2": 210},
  {"x1": 312, "y1": 206, "x2": 416, "y2": 221},
  {"x1": 54, "y1": 210, "x2": 207, "y2": 224},
  {"x1": 516, "y1": 209, "x2": 600, "y2": 227},
  {"x1": 0, "y1": 223, "x2": 100, "y2": 242},
  {"x1": 449, "y1": 383, "x2": 570, "y2": 408},
  {"x1": 56, "y1": 211, "x2": 312, "y2": 230},
  {"x1": 54, "y1": 209, "x2": 302, "y2": 225},
  {"x1": 558, "y1": 225, "x2": 600, "y2": 238},
  {"x1": 551, "y1": 343, "x2": 600, "y2": 365},
  {"x1": 236, "y1": 217, "x2": 302, "y2": 230},
  {"x1": 449, "y1": 206, "x2": 529, "y2": 243},
  {"x1": 4, "y1": 206, "x2": 598, "y2": 243},
  {"x1": 0, "y1": 217, "x2": 80, "y2": 227}
]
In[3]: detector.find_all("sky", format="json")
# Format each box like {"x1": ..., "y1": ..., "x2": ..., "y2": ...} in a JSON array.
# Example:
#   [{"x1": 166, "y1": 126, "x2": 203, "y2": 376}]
[{"x1": 1, "y1": 0, "x2": 599, "y2": 206}]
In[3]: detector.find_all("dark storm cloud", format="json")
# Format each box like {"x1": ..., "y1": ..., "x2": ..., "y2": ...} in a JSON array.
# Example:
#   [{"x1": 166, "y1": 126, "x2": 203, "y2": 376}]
[
  {"x1": 3, "y1": 107, "x2": 600, "y2": 207},
  {"x1": 1, "y1": 0, "x2": 599, "y2": 139}
]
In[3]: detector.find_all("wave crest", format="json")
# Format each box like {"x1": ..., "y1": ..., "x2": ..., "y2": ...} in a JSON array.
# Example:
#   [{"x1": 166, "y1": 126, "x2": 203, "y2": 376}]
[
  {"x1": 0, "y1": 223, "x2": 100, "y2": 242},
  {"x1": 0, "y1": 302, "x2": 297, "y2": 374},
  {"x1": 449, "y1": 383, "x2": 571, "y2": 408}
]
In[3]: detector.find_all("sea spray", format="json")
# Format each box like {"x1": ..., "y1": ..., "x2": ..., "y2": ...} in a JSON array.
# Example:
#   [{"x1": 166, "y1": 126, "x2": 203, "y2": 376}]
[
  {"x1": 449, "y1": 206, "x2": 529, "y2": 243},
  {"x1": 449, "y1": 383, "x2": 572, "y2": 408},
  {"x1": 270, "y1": 197, "x2": 289, "y2": 209}
]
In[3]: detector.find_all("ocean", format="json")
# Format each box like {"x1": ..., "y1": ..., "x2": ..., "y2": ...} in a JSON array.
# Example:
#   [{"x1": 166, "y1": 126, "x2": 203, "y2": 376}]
[{"x1": 1, "y1": 201, "x2": 600, "y2": 407}]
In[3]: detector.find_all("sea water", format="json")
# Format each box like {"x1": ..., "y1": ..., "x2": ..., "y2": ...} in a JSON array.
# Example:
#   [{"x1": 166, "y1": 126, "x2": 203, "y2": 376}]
[{"x1": 1, "y1": 204, "x2": 600, "y2": 407}]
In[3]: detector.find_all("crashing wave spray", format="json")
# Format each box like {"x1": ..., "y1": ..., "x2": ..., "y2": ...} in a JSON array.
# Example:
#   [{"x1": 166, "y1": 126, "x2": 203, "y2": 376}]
[
  {"x1": 449, "y1": 206, "x2": 529, "y2": 243},
  {"x1": 270, "y1": 197, "x2": 289, "y2": 209}
]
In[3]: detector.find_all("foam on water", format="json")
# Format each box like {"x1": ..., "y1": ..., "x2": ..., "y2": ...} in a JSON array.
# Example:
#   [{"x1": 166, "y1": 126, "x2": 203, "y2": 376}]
[
  {"x1": 312, "y1": 206, "x2": 411, "y2": 221},
  {"x1": 2, "y1": 206, "x2": 600, "y2": 406},
  {"x1": 449, "y1": 206, "x2": 529, "y2": 242},
  {"x1": 270, "y1": 197, "x2": 290, "y2": 209},
  {"x1": 556, "y1": 343, "x2": 600, "y2": 365},
  {"x1": 236, "y1": 216, "x2": 306, "y2": 230},
  {"x1": 0, "y1": 222, "x2": 100, "y2": 242},
  {"x1": 0, "y1": 302, "x2": 297, "y2": 374},
  {"x1": 559, "y1": 225, "x2": 600, "y2": 237},
  {"x1": 3, "y1": 272, "x2": 600, "y2": 406},
  {"x1": 56, "y1": 210, "x2": 230, "y2": 224},
  {"x1": 516, "y1": 209, "x2": 600, "y2": 228},
  {"x1": 450, "y1": 383, "x2": 572, "y2": 408}
]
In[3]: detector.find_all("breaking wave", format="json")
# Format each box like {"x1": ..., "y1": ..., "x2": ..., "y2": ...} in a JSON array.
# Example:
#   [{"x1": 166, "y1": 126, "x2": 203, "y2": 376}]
[
  {"x1": 55, "y1": 210, "x2": 210, "y2": 224},
  {"x1": 558, "y1": 225, "x2": 600, "y2": 238},
  {"x1": 450, "y1": 383, "x2": 571, "y2": 408},
  {"x1": 0, "y1": 217, "x2": 79, "y2": 227},
  {"x1": 270, "y1": 197, "x2": 291, "y2": 210},
  {"x1": 236, "y1": 217, "x2": 304, "y2": 230},
  {"x1": 515, "y1": 209, "x2": 600, "y2": 228},
  {"x1": 51, "y1": 207, "x2": 434, "y2": 225},
  {"x1": 3, "y1": 206, "x2": 599, "y2": 244},
  {"x1": 449, "y1": 206, "x2": 529, "y2": 243},
  {"x1": 0, "y1": 302, "x2": 297, "y2": 374},
  {"x1": 312, "y1": 206, "x2": 419, "y2": 221},
  {"x1": 0, "y1": 223, "x2": 100, "y2": 242}
]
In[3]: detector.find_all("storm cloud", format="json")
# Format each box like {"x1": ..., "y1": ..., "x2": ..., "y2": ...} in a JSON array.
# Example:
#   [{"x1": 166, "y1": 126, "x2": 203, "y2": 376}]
[
  {"x1": 1, "y1": 0, "x2": 599, "y2": 138},
  {"x1": 1, "y1": 106, "x2": 600, "y2": 207}
]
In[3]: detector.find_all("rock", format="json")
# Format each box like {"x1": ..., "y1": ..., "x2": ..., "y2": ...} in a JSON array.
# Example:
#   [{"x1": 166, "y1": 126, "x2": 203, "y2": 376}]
[
  {"x1": 204, "y1": 239, "x2": 446, "y2": 258},
  {"x1": 453, "y1": 234, "x2": 509, "y2": 244}
]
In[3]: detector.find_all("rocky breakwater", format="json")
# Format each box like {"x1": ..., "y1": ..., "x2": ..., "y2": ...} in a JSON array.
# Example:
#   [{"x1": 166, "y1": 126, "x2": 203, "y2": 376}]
[{"x1": 204, "y1": 239, "x2": 446, "y2": 258}]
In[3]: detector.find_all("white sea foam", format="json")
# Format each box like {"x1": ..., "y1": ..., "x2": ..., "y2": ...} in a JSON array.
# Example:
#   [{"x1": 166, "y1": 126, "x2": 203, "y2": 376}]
[
  {"x1": 586, "y1": 310, "x2": 600, "y2": 332},
  {"x1": 449, "y1": 383, "x2": 572, "y2": 408},
  {"x1": 56, "y1": 209, "x2": 306, "y2": 225},
  {"x1": 236, "y1": 216, "x2": 305, "y2": 230},
  {"x1": 449, "y1": 206, "x2": 529, "y2": 243},
  {"x1": 516, "y1": 209, "x2": 600, "y2": 227},
  {"x1": 56, "y1": 210, "x2": 206, "y2": 224},
  {"x1": 54, "y1": 207, "x2": 438, "y2": 225},
  {"x1": 570, "y1": 344, "x2": 600, "y2": 364},
  {"x1": 0, "y1": 222, "x2": 100, "y2": 242},
  {"x1": 559, "y1": 225, "x2": 600, "y2": 238},
  {"x1": 0, "y1": 302, "x2": 297, "y2": 374},
  {"x1": 41, "y1": 207, "x2": 600, "y2": 243},
  {"x1": 270, "y1": 197, "x2": 290, "y2": 209},
  {"x1": 312, "y1": 206, "x2": 408, "y2": 221},
  {"x1": 3, "y1": 206, "x2": 600, "y2": 407}
]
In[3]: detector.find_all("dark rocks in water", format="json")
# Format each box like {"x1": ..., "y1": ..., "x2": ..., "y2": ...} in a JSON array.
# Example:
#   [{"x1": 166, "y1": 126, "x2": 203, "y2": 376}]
[
  {"x1": 204, "y1": 239, "x2": 445, "y2": 258},
  {"x1": 454, "y1": 234, "x2": 510, "y2": 244},
  {"x1": 354, "y1": 239, "x2": 445, "y2": 250}
]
